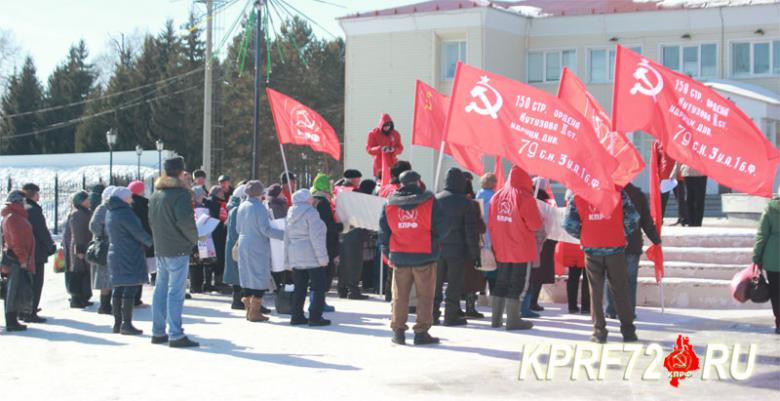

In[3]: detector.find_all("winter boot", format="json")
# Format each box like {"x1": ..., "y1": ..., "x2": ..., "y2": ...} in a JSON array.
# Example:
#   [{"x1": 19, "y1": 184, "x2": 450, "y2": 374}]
[
  {"x1": 112, "y1": 294, "x2": 122, "y2": 333},
  {"x1": 134, "y1": 286, "x2": 144, "y2": 307},
  {"x1": 120, "y1": 297, "x2": 143, "y2": 335},
  {"x1": 505, "y1": 298, "x2": 533, "y2": 331},
  {"x1": 98, "y1": 293, "x2": 112, "y2": 315},
  {"x1": 347, "y1": 287, "x2": 369, "y2": 300},
  {"x1": 241, "y1": 297, "x2": 252, "y2": 319},
  {"x1": 413, "y1": 331, "x2": 440, "y2": 346},
  {"x1": 247, "y1": 297, "x2": 269, "y2": 322},
  {"x1": 465, "y1": 294, "x2": 484, "y2": 318},
  {"x1": 391, "y1": 329, "x2": 406, "y2": 345},
  {"x1": 231, "y1": 287, "x2": 245, "y2": 310},
  {"x1": 491, "y1": 296, "x2": 506, "y2": 328},
  {"x1": 4, "y1": 313, "x2": 27, "y2": 332},
  {"x1": 189, "y1": 265, "x2": 204, "y2": 293},
  {"x1": 529, "y1": 283, "x2": 544, "y2": 311},
  {"x1": 521, "y1": 292, "x2": 540, "y2": 318},
  {"x1": 203, "y1": 265, "x2": 216, "y2": 292}
]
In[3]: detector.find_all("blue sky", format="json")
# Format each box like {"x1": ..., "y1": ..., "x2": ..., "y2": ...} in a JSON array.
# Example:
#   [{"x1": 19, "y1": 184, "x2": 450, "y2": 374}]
[{"x1": 0, "y1": 0, "x2": 415, "y2": 81}]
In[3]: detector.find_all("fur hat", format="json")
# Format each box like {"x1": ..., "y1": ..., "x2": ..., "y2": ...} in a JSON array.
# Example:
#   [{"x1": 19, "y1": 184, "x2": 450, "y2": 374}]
[
  {"x1": 244, "y1": 180, "x2": 265, "y2": 198},
  {"x1": 164, "y1": 157, "x2": 186, "y2": 177},
  {"x1": 101, "y1": 186, "x2": 117, "y2": 202},
  {"x1": 6, "y1": 190, "x2": 25, "y2": 204},
  {"x1": 72, "y1": 191, "x2": 89, "y2": 207}
]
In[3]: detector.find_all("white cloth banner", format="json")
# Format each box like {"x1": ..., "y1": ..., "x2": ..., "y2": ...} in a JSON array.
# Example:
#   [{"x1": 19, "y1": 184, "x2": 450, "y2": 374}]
[
  {"x1": 270, "y1": 218, "x2": 286, "y2": 272},
  {"x1": 536, "y1": 199, "x2": 579, "y2": 245},
  {"x1": 335, "y1": 190, "x2": 387, "y2": 232}
]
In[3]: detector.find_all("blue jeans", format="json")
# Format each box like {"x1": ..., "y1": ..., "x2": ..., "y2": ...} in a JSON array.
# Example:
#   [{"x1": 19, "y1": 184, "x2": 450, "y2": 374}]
[
  {"x1": 606, "y1": 253, "x2": 639, "y2": 316},
  {"x1": 153, "y1": 256, "x2": 189, "y2": 340}
]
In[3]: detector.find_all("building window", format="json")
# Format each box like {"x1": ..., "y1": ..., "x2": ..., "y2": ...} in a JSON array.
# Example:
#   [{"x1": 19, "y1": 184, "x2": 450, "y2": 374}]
[
  {"x1": 662, "y1": 44, "x2": 717, "y2": 78},
  {"x1": 732, "y1": 40, "x2": 780, "y2": 77},
  {"x1": 527, "y1": 49, "x2": 576, "y2": 83},
  {"x1": 441, "y1": 41, "x2": 466, "y2": 80},
  {"x1": 588, "y1": 46, "x2": 641, "y2": 83}
]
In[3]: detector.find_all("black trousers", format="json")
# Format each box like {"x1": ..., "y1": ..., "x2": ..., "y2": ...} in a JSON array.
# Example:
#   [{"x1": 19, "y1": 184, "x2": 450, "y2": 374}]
[
  {"x1": 339, "y1": 229, "x2": 366, "y2": 293},
  {"x1": 66, "y1": 270, "x2": 92, "y2": 303},
  {"x1": 685, "y1": 176, "x2": 708, "y2": 227},
  {"x1": 661, "y1": 179, "x2": 688, "y2": 223},
  {"x1": 112, "y1": 285, "x2": 139, "y2": 300},
  {"x1": 242, "y1": 288, "x2": 266, "y2": 297},
  {"x1": 292, "y1": 267, "x2": 328, "y2": 320},
  {"x1": 566, "y1": 267, "x2": 590, "y2": 311},
  {"x1": 434, "y1": 257, "x2": 466, "y2": 320},
  {"x1": 767, "y1": 271, "x2": 779, "y2": 327},
  {"x1": 492, "y1": 262, "x2": 528, "y2": 299},
  {"x1": 32, "y1": 262, "x2": 45, "y2": 312}
]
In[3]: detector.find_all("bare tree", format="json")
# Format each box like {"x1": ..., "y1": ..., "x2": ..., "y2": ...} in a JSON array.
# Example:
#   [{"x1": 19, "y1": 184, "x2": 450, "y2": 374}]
[{"x1": 0, "y1": 29, "x2": 21, "y2": 90}]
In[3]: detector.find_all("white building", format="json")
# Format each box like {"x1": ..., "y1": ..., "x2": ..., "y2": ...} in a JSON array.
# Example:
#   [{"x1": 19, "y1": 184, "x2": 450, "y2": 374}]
[{"x1": 339, "y1": 0, "x2": 780, "y2": 192}]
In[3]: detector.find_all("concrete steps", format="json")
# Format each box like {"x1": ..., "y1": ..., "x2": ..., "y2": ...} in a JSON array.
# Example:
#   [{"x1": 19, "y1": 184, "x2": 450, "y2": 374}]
[
  {"x1": 637, "y1": 260, "x2": 745, "y2": 280},
  {"x1": 661, "y1": 246, "x2": 754, "y2": 265}
]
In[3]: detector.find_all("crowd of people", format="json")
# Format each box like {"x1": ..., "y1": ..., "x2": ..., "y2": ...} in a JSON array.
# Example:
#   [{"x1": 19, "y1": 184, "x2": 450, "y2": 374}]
[{"x1": 1, "y1": 113, "x2": 778, "y2": 346}]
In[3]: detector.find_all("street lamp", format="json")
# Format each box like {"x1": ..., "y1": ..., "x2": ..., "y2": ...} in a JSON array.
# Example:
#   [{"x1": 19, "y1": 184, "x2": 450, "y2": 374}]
[
  {"x1": 155, "y1": 139, "x2": 164, "y2": 178},
  {"x1": 135, "y1": 144, "x2": 143, "y2": 179},
  {"x1": 106, "y1": 129, "x2": 118, "y2": 185}
]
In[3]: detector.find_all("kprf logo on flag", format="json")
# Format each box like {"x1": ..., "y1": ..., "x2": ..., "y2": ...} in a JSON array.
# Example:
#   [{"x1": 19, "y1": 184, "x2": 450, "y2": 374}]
[{"x1": 266, "y1": 87, "x2": 341, "y2": 160}]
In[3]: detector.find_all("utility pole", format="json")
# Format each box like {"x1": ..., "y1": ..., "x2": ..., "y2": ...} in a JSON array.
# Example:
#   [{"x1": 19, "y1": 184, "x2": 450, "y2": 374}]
[
  {"x1": 252, "y1": 0, "x2": 263, "y2": 179},
  {"x1": 202, "y1": 0, "x2": 214, "y2": 183}
]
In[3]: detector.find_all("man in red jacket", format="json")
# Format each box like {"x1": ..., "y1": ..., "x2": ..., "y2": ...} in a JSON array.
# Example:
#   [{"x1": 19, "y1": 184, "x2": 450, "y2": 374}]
[
  {"x1": 1, "y1": 190, "x2": 36, "y2": 332},
  {"x1": 366, "y1": 113, "x2": 404, "y2": 177},
  {"x1": 487, "y1": 166, "x2": 542, "y2": 331}
]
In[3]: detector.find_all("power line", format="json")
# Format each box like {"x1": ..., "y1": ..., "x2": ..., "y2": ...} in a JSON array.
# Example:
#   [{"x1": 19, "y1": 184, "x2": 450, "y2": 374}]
[
  {"x1": 275, "y1": 0, "x2": 339, "y2": 39},
  {"x1": 1, "y1": 67, "x2": 204, "y2": 119},
  {"x1": 2, "y1": 85, "x2": 200, "y2": 140}
]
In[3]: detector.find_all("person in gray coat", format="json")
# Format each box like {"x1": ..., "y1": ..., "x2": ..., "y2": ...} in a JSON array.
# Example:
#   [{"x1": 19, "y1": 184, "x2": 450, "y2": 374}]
[
  {"x1": 105, "y1": 187, "x2": 153, "y2": 335},
  {"x1": 88, "y1": 185, "x2": 116, "y2": 315},
  {"x1": 285, "y1": 189, "x2": 331, "y2": 327},
  {"x1": 223, "y1": 185, "x2": 246, "y2": 310},
  {"x1": 237, "y1": 180, "x2": 284, "y2": 322}
]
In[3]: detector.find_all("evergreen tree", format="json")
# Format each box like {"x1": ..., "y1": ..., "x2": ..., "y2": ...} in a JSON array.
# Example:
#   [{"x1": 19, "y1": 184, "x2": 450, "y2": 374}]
[{"x1": 0, "y1": 57, "x2": 45, "y2": 154}]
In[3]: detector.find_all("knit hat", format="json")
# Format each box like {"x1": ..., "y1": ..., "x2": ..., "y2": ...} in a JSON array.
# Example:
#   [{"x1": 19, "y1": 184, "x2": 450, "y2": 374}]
[
  {"x1": 21, "y1": 183, "x2": 40, "y2": 194},
  {"x1": 357, "y1": 179, "x2": 377, "y2": 195},
  {"x1": 101, "y1": 185, "x2": 117, "y2": 202},
  {"x1": 209, "y1": 185, "x2": 224, "y2": 198},
  {"x1": 113, "y1": 187, "x2": 132, "y2": 203},
  {"x1": 128, "y1": 180, "x2": 145, "y2": 195},
  {"x1": 232, "y1": 185, "x2": 247, "y2": 201},
  {"x1": 390, "y1": 160, "x2": 412, "y2": 183},
  {"x1": 91, "y1": 184, "x2": 106, "y2": 194},
  {"x1": 244, "y1": 180, "x2": 265, "y2": 198},
  {"x1": 218, "y1": 175, "x2": 230, "y2": 183},
  {"x1": 292, "y1": 188, "x2": 312, "y2": 204},
  {"x1": 399, "y1": 170, "x2": 421, "y2": 186},
  {"x1": 344, "y1": 169, "x2": 362, "y2": 179},
  {"x1": 311, "y1": 173, "x2": 331, "y2": 194},
  {"x1": 267, "y1": 183, "x2": 283, "y2": 198},
  {"x1": 72, "y1": 191, "x2": 89, "y2": 207},
  {"x1": 6, "y1": 190, "x2": 25, "y2": 204},
  {"x1": 163, "y1": 156, "x2": 185, "y2": 177}
]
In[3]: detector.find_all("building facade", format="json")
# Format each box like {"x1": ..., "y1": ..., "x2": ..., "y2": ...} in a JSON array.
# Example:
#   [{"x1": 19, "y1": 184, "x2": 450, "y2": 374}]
[{"x1": 339, "y1": 0, "x2": 780, "y2": 192}]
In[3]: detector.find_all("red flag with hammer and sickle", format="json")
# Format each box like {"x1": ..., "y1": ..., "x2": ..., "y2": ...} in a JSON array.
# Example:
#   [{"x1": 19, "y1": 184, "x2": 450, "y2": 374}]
[
  {"x1": 444, "y1": 62, "x2": 620, "y2": 215},
  {"x1": 267, "y1": 87, "x2": 341, "y2": 160},
  {"x1": 612, "y1": 45, "x2": 780, "y2": 197},
  {"x1": 413, "y1": 80, "x2": 484, "y2": 175}
]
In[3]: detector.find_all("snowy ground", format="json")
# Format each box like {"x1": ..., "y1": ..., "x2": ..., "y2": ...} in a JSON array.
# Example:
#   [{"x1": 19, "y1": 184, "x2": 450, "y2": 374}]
[{"x1": 1, "y1": 269, "x2": 778, "y2": 401}]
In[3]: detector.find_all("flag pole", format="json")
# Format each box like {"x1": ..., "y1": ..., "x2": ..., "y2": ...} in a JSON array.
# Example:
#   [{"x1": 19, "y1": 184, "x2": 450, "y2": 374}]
[
  {"x1": 659, "y1": 281, "x2": 665, "y2": 314},
  {"x1": 433, "y1": 141, "x2": 446, "y2": 192},
  {"x1": 279, "y1": 143, "x2": 294, "y2": 196}
]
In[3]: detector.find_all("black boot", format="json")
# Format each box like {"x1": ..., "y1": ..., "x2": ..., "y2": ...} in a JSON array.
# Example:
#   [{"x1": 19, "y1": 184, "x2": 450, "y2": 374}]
[
  {"x1": 347, "y1": 287, "x2": 369, "y2": 300},
  {"x1": 134, "y1": 286, "x2": 144, "y2": 307},
  {"x1": 120, "y1": 297, "x2": 143, "y2": 335},
  {"x1": 413, "y1": 331, "x2": 440, "y2": 345},
  {"x1": 112, "y1": 294, "x2": 122, "y2": 333},
  {"x1": 566, "y1": 272, "x2": 580, "y2": 313},
  {"x1": 391, "y1": 329, "x2": 406, "y2": 345},
  {"x1": 529, "y1": 283, "x2": 544, "y2": 311},
  {"x1": 231, "y1": 286, "x2": 245, "y2": 310},
  {"x1": 465, "y1": 294, "x2": 484, "y2": 318},
  {"x1": 189, "y1": 265, "x2": 204, "y2": 293},
  {"x1": 98, "y1": 293, "x2": 112, "y2": 315},
  {"x1": 5, "y1": 312, "x2": 27, "y2": 332},
  {"x1": 202, "y1": 265, "x2": 216, "y2": 292}
]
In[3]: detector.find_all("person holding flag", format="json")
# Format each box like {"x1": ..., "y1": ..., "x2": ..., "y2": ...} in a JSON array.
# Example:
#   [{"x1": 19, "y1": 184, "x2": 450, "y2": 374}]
[
  {"x1": 564, "y1": 188, "x2": 640, "y2": 343},
  {"x1": 366, "y1": 113, "x2": 404, "y2": 178}
]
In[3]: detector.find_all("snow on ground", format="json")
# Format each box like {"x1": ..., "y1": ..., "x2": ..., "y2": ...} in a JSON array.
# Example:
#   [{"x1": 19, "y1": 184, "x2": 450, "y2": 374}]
[{"x1": 1, "y1": 267, "x2": 778, "y2": 401}]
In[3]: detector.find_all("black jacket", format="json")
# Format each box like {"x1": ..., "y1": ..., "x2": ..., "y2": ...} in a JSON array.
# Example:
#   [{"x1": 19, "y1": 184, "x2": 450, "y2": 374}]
[
  {"x1": 312, "y1": 193, "x2": 342, "y2": 260},
  {"x1": 434, "y1": 168, "x2": 479, "y2": 259},
  {"x1": 379, "y1": 184, "x2": 449, "y2": 267},
  {"x1": 25, "y1": 198, "x2": 55, "y2": 265},
  {"x1": 131, "y1": 194, "x2": 155, "y2": 258},
  {"x1": 624, "y1": 183, "x2": 662, "y2": 255}
]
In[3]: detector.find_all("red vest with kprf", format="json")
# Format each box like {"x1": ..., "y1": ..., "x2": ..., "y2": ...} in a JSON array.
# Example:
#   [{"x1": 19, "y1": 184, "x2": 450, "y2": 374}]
[
  {"x1": 385, "y1": 198, "x2": 433, "y2": 253},
  {"x1": 575, "y1": 195, "x2": 626, "y2": 248}
]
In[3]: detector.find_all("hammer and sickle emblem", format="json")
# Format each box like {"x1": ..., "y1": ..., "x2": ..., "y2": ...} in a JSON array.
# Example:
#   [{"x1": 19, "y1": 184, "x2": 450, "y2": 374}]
[
  {"x1": 465, "y1": 75, "x2": 503, "y2": 119},
  {"x1": 424, "y1": 91, "x2": 433, "y2": 112},
  {"x1": 629, "y1": 58, "x2": 663, "y2": 101}
]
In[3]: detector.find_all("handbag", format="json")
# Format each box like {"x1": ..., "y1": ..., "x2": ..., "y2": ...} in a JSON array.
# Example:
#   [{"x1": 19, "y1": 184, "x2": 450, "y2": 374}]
[
  {"x1": 730, "y1": 264, "x2": 761, "y2": 303},
  {"x1": 275, "y1": 284, "x2": 294, "y2": 315},
  {"x1": 476, "y1": 234, "x2": 497, "y2": 272},
  {"x1": 85, "y1": 238, "x2": 108, "y2": 266},
  {"x1": 53, "y1": 248, "x2": 66, "y2": 273},
  {"x1": 750, "y1": 268, "x2": 770, "y2": 303}
]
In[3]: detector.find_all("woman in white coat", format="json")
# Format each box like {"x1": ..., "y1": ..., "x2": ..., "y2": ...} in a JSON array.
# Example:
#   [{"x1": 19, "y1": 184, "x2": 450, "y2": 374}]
[{"x1": 237, "y1": 180, "x2": 284, "y2": 322}]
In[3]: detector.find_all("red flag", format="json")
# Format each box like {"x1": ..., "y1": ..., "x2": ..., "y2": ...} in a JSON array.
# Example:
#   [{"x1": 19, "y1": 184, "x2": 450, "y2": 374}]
[
  {"x1": 557, "y1": 67, "x2": 645, "y2": 187},
  {"x1": 612, "y1": 45, "x2": 780, "y2": 197},
  {"x1": 444, "y1": 62, "x2": 619, "y2": 215},
  {"x1": 413, "y1": 80, "x2": 484, "y2": 174},
  {"x1": 494, "y1": 156, "x2": 505, "y2": 188},
  {"x1": 379, "y1": 152, "x2": 391, "y2": 187},
  {"x1": 647, "y1": 144, "x2": 664, "y2": 283},
  {"x1": 266, "y1": 88, "x2": 341, "y2": 160}
]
